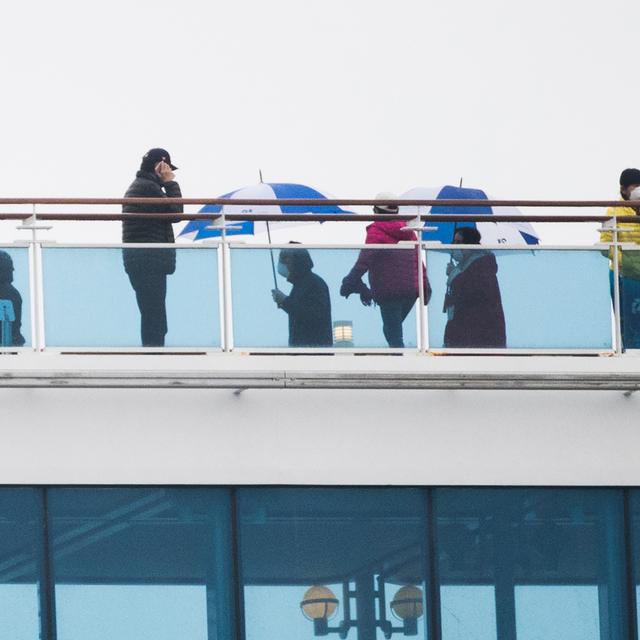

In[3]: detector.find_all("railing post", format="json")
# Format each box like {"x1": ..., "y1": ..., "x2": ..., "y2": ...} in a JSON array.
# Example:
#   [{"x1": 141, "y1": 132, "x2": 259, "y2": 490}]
[
  {"x1": 17, "y1": 204, "x2": 51, "y2": 351},
  {"x1": 612, "y1": 224, "x2": 623, "y2": 355},
  {"x1": 417, "y1": 239, "x2": 427, "y2": 354},
  {"x1": 220, "y1": 213, "x2": 232, "y2": 352}
]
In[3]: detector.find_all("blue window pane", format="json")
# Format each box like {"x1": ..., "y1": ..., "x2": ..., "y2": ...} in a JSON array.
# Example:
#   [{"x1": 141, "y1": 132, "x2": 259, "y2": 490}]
[
  {"x1": 238, "y1": 488, "x2": 427, "y2": 640},
  {"x1": 435, "y1": 489, "x2": 627, "y2": 640},
  {"x1": 48, "y1": 488, "x2": 234, "y2": 640},
  {"x1": 231, "y1": 247, "x2": 419, "y2": 348},
  {"x1": 515, "y1": 586, "x2": 600, "y2": 640},
  {"x1": 0, "y1": 246, "x2": 31, "y2": 347},
  {"x1": 41, "y1": 247, "x2": 220, "y2": 347},
  {"x1": 440, "y1": 586, "x2": 496, "y2": 640},
  {"x1": 425, "y1": 249, "x2": 612, "y2": 349},
  {"x1": 0, "y1": 489, "x2": 42, "y2": 639}
]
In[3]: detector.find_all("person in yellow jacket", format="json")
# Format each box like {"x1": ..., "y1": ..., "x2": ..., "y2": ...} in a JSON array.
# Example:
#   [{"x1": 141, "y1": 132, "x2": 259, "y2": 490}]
[{"x1": 600, "y1": 168, "x2": 640, "y2": 348}]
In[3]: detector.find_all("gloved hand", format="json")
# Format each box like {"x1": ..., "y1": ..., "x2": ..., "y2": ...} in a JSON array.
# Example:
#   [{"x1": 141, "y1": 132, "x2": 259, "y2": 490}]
[
  {"x1": 340, "y1": 277, "x2": 358, "y2": 298},
  {"x1": 341, "y1": 274, "x2": 368, "y2": 299},
  {"x1": 271, "y1": 288, "x2": 286, "y2": 305},
  {"x1": 359, "y1": 288, "x2": 373, "y2": 307}
]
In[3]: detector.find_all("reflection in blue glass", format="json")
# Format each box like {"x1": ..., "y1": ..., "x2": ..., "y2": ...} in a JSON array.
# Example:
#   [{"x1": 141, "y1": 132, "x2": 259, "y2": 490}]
[
  {"x1": 515, "y1": 586, "x2": 600, "y2": 640},
  {"x1": 49, "y1": 488, "x2": 234, "y2": 640},
  {"x1": 435, "y1": 488, "x2": 627, "y2": 640},
  {"x1": 426, "y1": 249, "x2": 612, "y2": 348},
  {"x1": 56, "y1": 585, "x2": 207, "y2": 640},
  {"x1": 238, "y1": 488, "x2": 427, "y2": 640},
  {"x1": 42, "y1": 247, "x2": 220, "y2": 347},
  {"x1": 0, "y1": 489, "x2": 42, "y2": 640},
  {"x1": 440, "y1": 586, "x2": 496, "y2": 640},
  {"x1": 231, "y1": 248, "x2": 418, "y2": 348},
  {"x1": 0, "y1": 247, "x2": 31, "y2": 347}
]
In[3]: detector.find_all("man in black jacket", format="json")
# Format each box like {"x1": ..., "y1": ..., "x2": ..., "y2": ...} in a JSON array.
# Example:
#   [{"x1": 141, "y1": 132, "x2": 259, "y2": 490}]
[{"x1": 122, "y1": 148, "x2": 183, "y2": 347}]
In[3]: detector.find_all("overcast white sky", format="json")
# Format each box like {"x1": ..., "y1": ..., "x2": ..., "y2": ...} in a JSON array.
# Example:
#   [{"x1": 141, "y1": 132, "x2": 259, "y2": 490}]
[{"x1": 0, "y1": 0, "x2": 638, "y2": 243}]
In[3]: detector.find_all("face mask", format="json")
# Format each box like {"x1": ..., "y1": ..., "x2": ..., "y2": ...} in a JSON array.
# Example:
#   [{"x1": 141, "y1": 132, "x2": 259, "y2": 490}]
[
  {"x1": 277, "y1": 262, "x2": 289, "y2": 278},
  {"x1": 630, "y1": 187, "x2": 640, "y2": 201}
]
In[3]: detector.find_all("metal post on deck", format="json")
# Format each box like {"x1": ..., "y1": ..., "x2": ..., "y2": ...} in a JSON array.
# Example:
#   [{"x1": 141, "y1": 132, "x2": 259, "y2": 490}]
[
  {"x1": 220, "y1": 213, "x2": 232, "y2": 353},
  {"x1": 417, "y1": 240, "x2": 427, "y2": 354},
  {"x1": 612, "y1": 225, "x2": 623, "y2": 355},
  {"x1": 17, "y1": 204, "x2": 51, "y2": 351}
]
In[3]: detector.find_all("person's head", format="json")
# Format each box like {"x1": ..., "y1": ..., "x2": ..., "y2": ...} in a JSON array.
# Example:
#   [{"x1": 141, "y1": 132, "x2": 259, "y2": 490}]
[
  {"x1": 278, "y1": 244, "x2": 314, "y2": 281},
  {"x1": 0, "y1": 250, "x2": 14, "y2": 284},
  {"x1": 140, "y1": 148, "x2": 178, "y2": 174},
  {"x1": 453, "y1": 227, "x2": 482, "y2": 244},
  {"x1": 619, "y1": 168, "x2": 640, "y2": 200},
  {"x1": 373, "y1": 191, "x2": 399, "y2": 215}
]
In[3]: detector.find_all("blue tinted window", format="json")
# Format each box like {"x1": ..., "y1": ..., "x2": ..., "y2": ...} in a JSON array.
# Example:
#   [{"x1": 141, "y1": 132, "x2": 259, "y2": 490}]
[
  {"x1": 0, "y1": 489, "x2": 43, "y2": 639},
  {"x1": 238, "y1": 488, "x2": 428, "y2": 640},
  {"x1": 48, "y1": 488, "x2": 234, "y2": 640},
  {"x1": 435, "y1": 489, "x2": 627, "y2": 640},
  {"x1": 231, "y1": 247, "x2": 418, "y2": 348},
  {"x1": 41, "y1": 247, "x2": 220, "y2": 348},
  {"x1": 425, "y1": 249, "x2": 612, "y2": 349}
]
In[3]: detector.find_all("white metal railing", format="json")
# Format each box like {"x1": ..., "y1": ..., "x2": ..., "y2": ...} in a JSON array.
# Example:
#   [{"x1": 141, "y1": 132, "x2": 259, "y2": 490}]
[{"x1": 0, "y1": 237, "x2": 632, "y2": 355}]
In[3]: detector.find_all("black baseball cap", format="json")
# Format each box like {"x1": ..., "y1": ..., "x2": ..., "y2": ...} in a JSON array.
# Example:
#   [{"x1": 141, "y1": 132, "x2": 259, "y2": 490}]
[
  {"x1": 142, "y1": 148, "x2": 178, "y2": 170},
  {"x1": 620, "y1": 168, "x2": 640, "y2": 187}
]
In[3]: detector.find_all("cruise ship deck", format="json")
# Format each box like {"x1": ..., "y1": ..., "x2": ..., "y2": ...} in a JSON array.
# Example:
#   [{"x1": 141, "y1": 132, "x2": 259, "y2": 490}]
[{"x1": 0, "y1": 198, "x2": 639, "y2": 639}]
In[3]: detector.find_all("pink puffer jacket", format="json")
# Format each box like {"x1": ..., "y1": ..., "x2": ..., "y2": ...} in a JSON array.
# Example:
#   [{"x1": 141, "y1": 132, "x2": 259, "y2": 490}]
[{"x1": 344, "y1": 220, "x2": 430, "y2": 301}]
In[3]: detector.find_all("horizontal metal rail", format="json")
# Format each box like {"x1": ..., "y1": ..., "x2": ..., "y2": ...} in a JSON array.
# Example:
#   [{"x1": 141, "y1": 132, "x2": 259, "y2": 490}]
[
  {"x1": 0, "y1": 369, "x2": 638, "y2": 391},
  {"x1": 0, "y1": 197, "x2": 639, "y2": 207},
  {"x1": 0, "y1": 212, "x2": 638, "y2": 223}
]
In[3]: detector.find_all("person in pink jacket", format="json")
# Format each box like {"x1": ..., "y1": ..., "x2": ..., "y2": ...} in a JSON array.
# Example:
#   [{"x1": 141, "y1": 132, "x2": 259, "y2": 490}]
[{"x1": 340, "y1": 193, "x2": 431, "y2": 347}]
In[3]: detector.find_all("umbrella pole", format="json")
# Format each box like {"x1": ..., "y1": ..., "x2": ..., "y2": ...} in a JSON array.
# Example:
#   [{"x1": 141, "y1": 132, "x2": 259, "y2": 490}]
[{"x1": 266, "y1": 220, "x2": 278, "y2": 288}]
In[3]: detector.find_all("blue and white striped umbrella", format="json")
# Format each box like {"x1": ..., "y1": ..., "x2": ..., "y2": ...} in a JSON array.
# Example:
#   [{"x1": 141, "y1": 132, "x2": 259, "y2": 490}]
[
  {"x1": 180, "y1": 182, "x2": 352, "y2": 240},
  {"x1": 400, "y1": 185, "x2": 539, "y2": 245}
]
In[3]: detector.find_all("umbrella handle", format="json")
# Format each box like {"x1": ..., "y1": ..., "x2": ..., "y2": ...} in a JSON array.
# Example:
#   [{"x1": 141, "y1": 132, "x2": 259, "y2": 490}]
[{"x1": 266, "y1": 220, "x2": 278, "y2": 288}]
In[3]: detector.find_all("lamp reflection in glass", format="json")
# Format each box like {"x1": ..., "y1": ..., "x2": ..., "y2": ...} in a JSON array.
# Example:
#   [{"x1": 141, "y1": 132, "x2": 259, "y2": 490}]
[
  {"x1": 301, "y1": 585, "x2": 339, "y2": 635},
  {"x1": 300, "y1": 582, "x2": 424, "y2": 639},
  {"x1": 390, "y1": 585, "x2": 423, "y2": 636},
  {"x1": 333, "y1": 321, "x2": 354, "y2": 348}
]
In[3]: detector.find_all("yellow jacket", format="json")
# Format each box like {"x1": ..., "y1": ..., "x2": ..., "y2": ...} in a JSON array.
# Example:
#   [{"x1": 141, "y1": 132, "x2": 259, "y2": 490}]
[{"x1": 599, "y1": 205, "x2": 640, "y2": 280}]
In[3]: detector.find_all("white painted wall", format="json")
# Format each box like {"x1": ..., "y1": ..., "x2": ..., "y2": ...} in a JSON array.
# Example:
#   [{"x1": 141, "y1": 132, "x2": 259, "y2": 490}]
[{"x1": 1, "y1": 356, "x2": 638, "y2": 485}]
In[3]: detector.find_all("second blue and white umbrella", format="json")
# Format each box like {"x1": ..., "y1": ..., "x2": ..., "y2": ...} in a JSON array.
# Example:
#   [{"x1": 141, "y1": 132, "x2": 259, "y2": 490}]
[{"x1": 400, "y1": 185, "x2": 539, "y2": 245}]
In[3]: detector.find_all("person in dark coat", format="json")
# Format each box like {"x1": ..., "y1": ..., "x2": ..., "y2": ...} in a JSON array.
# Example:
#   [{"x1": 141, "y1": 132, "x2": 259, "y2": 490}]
[
  {"x1": 340, "y1": 193, "x2": 431, "y2": 348},
  {"x1": 443, "y1": 227, "x2": 506, "y2": 348},
  {"x1": 271, "y1": 247, "x2": 333, "y2": 347},
  {"x1": 122, "y1": 148, "x2": 183, "y2": 347},
  {"x1": 0, "y1": 251, "x2": 25, "y2": 347}
]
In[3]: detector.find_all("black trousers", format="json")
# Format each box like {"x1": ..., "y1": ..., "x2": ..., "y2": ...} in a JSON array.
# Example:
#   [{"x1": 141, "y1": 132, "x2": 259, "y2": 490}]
[
  {"x1": 127, "y1": 267, "x2": 168, "y2": 347},
  {"x1": 378, "y1": 295, "x2": 416, "y2": 348}
]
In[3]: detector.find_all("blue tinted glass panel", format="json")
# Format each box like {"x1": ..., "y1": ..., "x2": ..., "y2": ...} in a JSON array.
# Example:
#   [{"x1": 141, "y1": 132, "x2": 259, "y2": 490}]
[
  {"x1": 42, "y1": 247, "x2": 220, "y2": 347},
  {"x1": 231, "y1": 247, "x2": 419, "y2": 348},
  {"x1": 0, "y1": 489, "x2": 42, "y2": 639},
  {"x1": 440, "y1": 586, "x2": 496, "y2": 640},
  {"x1": 238, "y1": 488, "x2": 427, "y2": 640},
  {"x1": 627, "y1": 490, "x2": 640, "y2": 636},
  {"x1": 435, "y1": 489, "x2": 627, "y2": 640},
  {"x1": 515, "y1": 586, "x2": 600, "y2": 639},
  {"x1": 0, "y1": 246, "x2": 31, "y2": 347},
  {"x1": 616, "y1": 249, "x2": 640, "y2": 349},
  {"x1": 49, "y1": 488, "x2": 234, "y2": 640},
  {"x1": 425, "y1": 249, "x2": 612, "y2": 349}
]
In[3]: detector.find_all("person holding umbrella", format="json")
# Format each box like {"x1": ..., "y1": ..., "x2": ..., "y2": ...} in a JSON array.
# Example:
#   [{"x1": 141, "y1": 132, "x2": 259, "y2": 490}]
[
  {"x1": 122, "y1": 148, "x2": 183, "y2": 347},
  {"x1": 272, "y1": 246, "x2": 333, "y2": 348},
  {"x1": 442, "y1": 227, "x2": 506, "y2": 348},
  {"x1": 340, "y1": 193, "x2": 430, "y2": 348}
]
